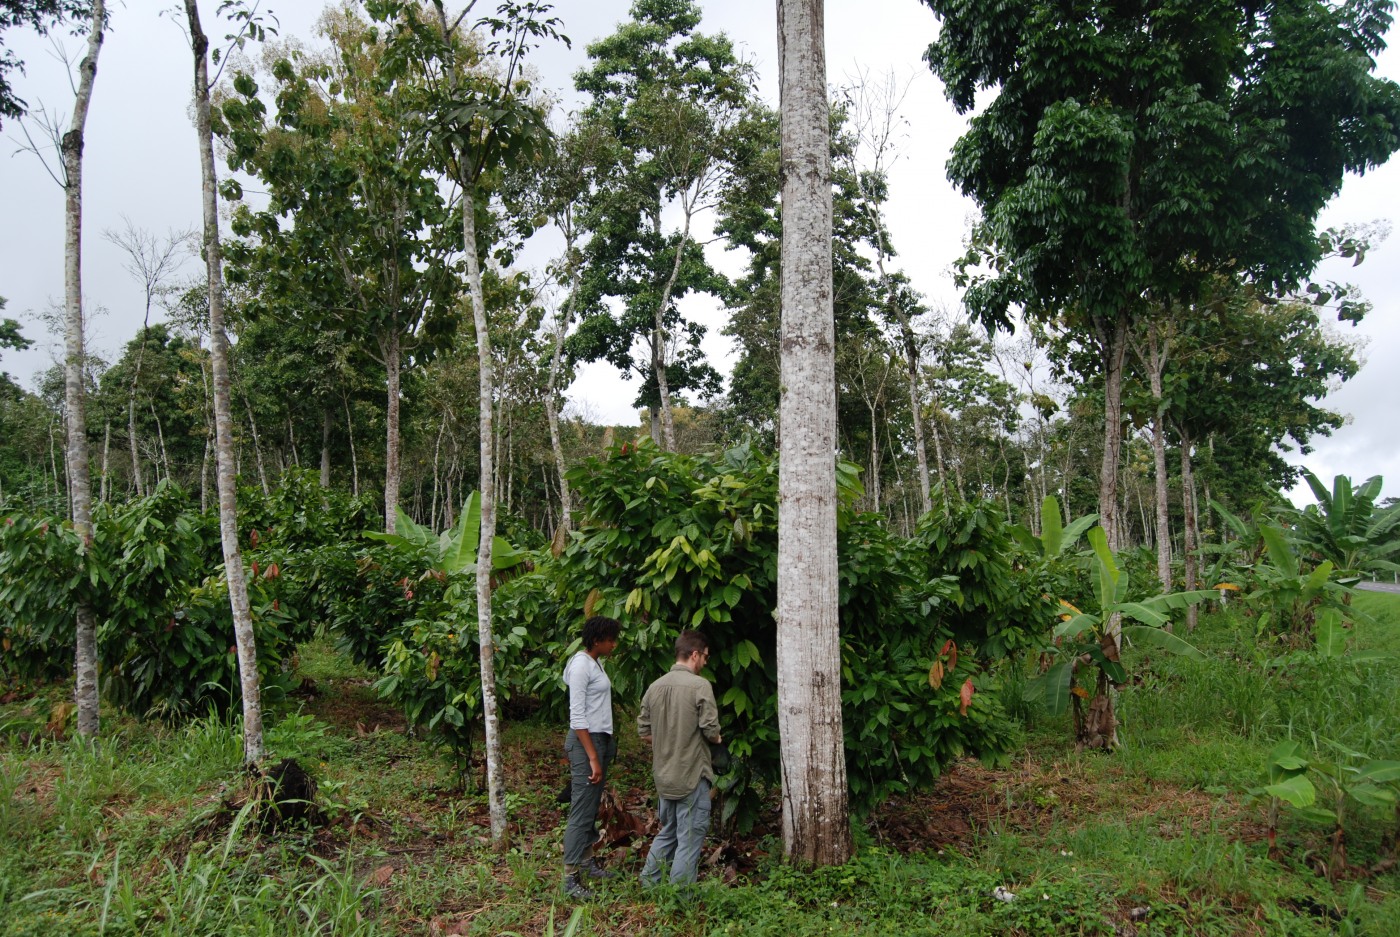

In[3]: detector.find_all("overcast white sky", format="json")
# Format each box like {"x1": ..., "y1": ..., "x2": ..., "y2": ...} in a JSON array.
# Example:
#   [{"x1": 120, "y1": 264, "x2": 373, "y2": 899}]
[{"x1": 2, "y1": 0, "x2": 1397, "y2": 504}]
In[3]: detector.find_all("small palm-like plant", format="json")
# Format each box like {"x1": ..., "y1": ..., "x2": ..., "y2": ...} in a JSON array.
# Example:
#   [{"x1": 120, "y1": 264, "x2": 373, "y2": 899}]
[
  {"x1": 1293, "y1": 470, "x2": 1400, "y2": 578},
  {"x1": 1025, "y1": 526, "x2": 1215, "y2": 750},
  {"x1": 1246, "y1": 524, "x2": 1355, "y2": 652}
]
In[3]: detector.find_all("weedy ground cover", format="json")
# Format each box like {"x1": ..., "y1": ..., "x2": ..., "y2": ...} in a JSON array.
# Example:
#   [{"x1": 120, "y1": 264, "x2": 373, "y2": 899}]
[{"x1": 3, "y1": 598, "x2": 1400, "y2": 935}]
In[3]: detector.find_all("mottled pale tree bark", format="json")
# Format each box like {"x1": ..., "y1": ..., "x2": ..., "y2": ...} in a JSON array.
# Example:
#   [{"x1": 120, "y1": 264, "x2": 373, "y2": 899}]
[
  {"x1": 185, "y1": 0, "x2": 263, "y2": 766},
  {"x1": 775, "y1": 0, "x2": 850, "y2": 867},
  {"x1": 61, "y1": 0, "x2": 106, "y2": 739}
]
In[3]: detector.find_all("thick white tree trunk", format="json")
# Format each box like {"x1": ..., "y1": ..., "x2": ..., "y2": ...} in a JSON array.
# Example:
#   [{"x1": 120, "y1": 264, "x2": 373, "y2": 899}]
[
  {"x1": 61, "y1": 0, "x2": 106, "y2": 739},
  {"x1": 185, "y1": 0, "x2": 263, "y2": 766},
  {"x1": 776, "y1": 0, "x2": 849, "y2": 867}
]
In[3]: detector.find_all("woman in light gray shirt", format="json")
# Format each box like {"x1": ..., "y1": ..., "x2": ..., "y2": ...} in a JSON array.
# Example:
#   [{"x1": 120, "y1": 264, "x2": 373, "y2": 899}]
[{"x1": 561, "y1": 615, "x2": 620, "y2": 899}]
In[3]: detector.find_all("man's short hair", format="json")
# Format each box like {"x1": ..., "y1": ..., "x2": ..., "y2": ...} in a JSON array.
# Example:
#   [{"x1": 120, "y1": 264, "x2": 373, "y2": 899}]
[
  {"x1": 582, "y1": 616, "x2": 621, "y2": 650},
  {"x1": 674, "y1": 629, "x2": 709, "y2": 661}
]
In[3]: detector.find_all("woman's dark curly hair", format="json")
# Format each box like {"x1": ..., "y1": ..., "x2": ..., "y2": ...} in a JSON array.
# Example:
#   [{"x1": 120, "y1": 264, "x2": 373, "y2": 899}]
[{"x1": 581, "y1": 615, "x2": 621, "y2": 651}]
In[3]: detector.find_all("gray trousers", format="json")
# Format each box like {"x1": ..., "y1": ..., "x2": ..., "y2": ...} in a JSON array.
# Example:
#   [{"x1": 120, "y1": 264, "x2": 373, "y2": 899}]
[
  {"x1": 640, "y1": 777, "x2": 712, "y2": 886},
  {"x1": 563, "y1": 730, "x2": 615, "y2": 868}
]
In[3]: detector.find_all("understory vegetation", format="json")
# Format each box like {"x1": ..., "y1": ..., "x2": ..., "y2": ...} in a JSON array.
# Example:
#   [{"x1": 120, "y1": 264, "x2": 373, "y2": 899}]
[
  {"x1": 2, "y1": 596, "x2": 1399, "y2": 935},
  {"x1": 3, "y1": 451, "x2": 1400, "y2": 935}
]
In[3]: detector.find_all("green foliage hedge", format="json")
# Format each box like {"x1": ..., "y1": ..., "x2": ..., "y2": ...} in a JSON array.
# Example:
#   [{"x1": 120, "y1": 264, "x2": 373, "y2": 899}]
[{"x1": 494, "y1": 440, "x2": 1028, "y2": 822}]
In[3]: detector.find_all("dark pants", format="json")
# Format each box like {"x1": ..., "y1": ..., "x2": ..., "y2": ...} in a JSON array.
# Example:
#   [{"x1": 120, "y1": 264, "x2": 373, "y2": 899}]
[{"x1": 563, "y1": 730, "x2": 615, "y2": 868}]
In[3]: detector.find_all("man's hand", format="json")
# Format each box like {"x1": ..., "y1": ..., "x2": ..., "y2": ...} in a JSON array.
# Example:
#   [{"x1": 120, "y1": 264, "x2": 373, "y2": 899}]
[{"x1": 588, "y1": 757, "x2": 603, "y2": 785}]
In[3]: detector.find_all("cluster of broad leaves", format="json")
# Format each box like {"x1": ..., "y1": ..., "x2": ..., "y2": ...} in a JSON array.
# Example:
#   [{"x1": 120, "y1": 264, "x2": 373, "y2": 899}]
[
  {"x1": 489, "y1": 439, "x2": 1042, "y2": 826},
  {"x1": 0, "y1": 470, "x2": 377, "y2": 714},
  {"x1": 1206, "y1": 470, "x2": 1400, "y2": 654},
  {"x1": 28, "y1": 449, "x2": 1377, "y2": 819}
]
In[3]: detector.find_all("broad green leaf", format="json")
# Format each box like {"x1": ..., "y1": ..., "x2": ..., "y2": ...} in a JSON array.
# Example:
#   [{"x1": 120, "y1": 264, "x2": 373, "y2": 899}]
[
  {"x1": 442, "y1": 491, "x2": 483, "y2": 576},
  {"x1": 1346, "y1": 783, "x2": 1397, "y2": 808},
  {"x1": 490, "y1": 534, "x2": 525, "y2": 571},
  {"x1": 1060, "y1": 513, "x2": 1099, "y2": 551},
  {"x1": 394, "y1": 505, "x2": 435, "y2": 548},
  {"x1": 1087, "y1": 527, "x2": 1118, "y2": 612},
  {"x1": 1116, "y1": 601, "x2": 1167, "y2": 628},
  {"x1": 1268, "y1": 739, "x2": 1309, "y2": 777},
  {"x1": 1293, "y1": 801, "x2": 1338, "y2": 823},
  {"x1": 1121, "y1": 625, "x2": 1205, "y2": 661},
  {"x1": 1008, "y1": 524, "x2": 1040, "y2": 556},
  {"x1": 1260, "y1": 525, "x2": 1298, "y2": 579},
  {"x1": 1314, "y1": 607, "x2": 1346, "y2": 658},
  {"x1": 1264, "y1": 774, "x2": 1316, "y2": 808},
  {"x1": 1304, "y1": 559, "x2": 1335, "y2": 595},
  {"x1": 1027, "y1": 661, "x2": 1074, "y2": 717},
  {"x1": 1053, "y1": 612, "x2": 1099, "y2": 641},
  {"x1": 1357, "y1": 761, "x2": 1400, "y2": 783},
  {"x1": 1301, "y1": 468, "x2": 1332, "y2": 508}
]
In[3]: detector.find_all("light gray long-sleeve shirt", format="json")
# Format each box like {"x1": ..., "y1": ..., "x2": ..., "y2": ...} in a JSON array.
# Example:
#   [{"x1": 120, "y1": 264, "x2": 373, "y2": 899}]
[{"x1": 564, "y1": 650, "x2": 613, "y2": 734}]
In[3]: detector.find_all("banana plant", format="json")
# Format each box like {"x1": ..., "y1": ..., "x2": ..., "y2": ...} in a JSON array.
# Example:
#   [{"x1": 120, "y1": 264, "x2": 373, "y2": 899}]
[
  {"x1": 365, "y1": 491, "x2": 525, "y2": 581},
  {"x1": 1293, "y1": 470, "x2": 1400, "y2": 577},
  {"x1": 1250, "y1": 739, "x2": 1317, "y2": 859},
  {"x1": 1024, "y1": 526, "x2": 1215, "y2": 748},
  {"x1": 1245, "y1": 524, "x2": 1355, "y2": 651},
  {"x1": 1300, "y1": 741, "x2": 1400, "y2": 880},
  {"x1": 1249, "y1": 739, "x2": 1400, "y2": 876},
  {"x1": 1009, "y1": 495, "x2": 1097, "y2": 559}
]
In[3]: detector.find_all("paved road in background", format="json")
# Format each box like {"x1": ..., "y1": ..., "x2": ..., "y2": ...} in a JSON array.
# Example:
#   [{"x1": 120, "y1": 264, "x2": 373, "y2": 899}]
[{"x1": 1357, "y1": 581, "x2": 1400, "y2": 594}]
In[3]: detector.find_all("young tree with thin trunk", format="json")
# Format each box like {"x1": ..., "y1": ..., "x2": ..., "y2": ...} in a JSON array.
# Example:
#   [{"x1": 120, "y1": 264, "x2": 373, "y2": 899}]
[
  {"x1": 183, "y1": 0, "x2": 266, "y2": 767},
  {"x1": 103, "y1": 221, "x2": 188, "y2": 498},
  {"x1": 775, "y1": 0, "x2": 849, "y2": 867},
  {"x1": 57, "y1": 0, "x2": 104, "y2": 738},
  {"x1": 834, "y1": 69, "x2": 934, "y2": 517},
  {"x1": 371, "y1": 0, "x2": 560, "y2": 845}
]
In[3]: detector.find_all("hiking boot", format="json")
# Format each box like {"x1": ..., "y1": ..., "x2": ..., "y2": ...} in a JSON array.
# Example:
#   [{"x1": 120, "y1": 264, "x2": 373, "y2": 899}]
[
  {"x1": 563, "y1": 872, "x2": 595, "y2": 900},
  {"x1": 585, "y1": 858, "x2": 618, "y2": 880}
]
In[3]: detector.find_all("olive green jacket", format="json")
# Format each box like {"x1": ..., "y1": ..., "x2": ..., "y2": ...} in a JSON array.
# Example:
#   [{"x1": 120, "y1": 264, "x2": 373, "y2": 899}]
[{"x1": 637, "y1": 663, "x2": 721, "y2": 799}]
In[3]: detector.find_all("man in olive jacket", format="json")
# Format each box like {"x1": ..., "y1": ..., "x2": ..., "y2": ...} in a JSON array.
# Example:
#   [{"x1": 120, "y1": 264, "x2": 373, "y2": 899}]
[{"x1": 637, "y1": 629, "x2": 722, "y2": 887}]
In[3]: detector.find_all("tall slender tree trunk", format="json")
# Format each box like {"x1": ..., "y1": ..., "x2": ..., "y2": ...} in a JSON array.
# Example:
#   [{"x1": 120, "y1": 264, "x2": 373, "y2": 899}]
[
  {"x1": 928, "y1": 409, "x2": 948, "y2": 511},
  {"x1": 900, "y1": 327, "x2": 931, "y2": 516},
  {"x1": 319, "y1": 406, "x2": 332, "y2": 487},
  {"x1": 1132, "y1": 320, "x2": 1173, "y2": 595},
  {"x1": 61, "y1": 0, "x2": 106, "y2": 739},
  {"x1": 651, "y1": 201, "x2": 697, "y2": 452},
  {"x1": 150, "y1": 401, "x2": 171, "y2": 484},
  {"x1": 1180, "y1": 431, "x2": 1200, "y2": 630},
  {"x1": 344, "y1": 393, "x2": 359, "y2": 497},
  {"x1": 1082, "y1": 313, "x2": 1130, "y2": 751},
  {"x1": 545, "y1": 285, "x2": 574, "y2": 534},
  {"x1": 200, "y1": 436, "x2": 210, "y2": 510},
  {"x1": 285, "y1": 415, "x2": 299, "y2": 468},
  {"x1": 127, "y1": 396, "x2": 144, "y2": 496},
  {"x1": 186, "y1": 0, "x2": 263, "y2": 766},
  {"x1": 382, "y1": 328, "x2": 401, "y2": 533},
  {"x1": 776, "y1": 0, "x2": 849, "y2": 867},
  {"x1": 430, "y1": 409, "x2": 447, "y2": 530},
  {"x1": 462, "y1": 189, "x2": 507, "y2": 844},
  {"x1": 239, "y1": 386, "x2": 269, "y2": 497},
  {"x1": 99, "y1": 420, "x2": 110, "y2": 502}
]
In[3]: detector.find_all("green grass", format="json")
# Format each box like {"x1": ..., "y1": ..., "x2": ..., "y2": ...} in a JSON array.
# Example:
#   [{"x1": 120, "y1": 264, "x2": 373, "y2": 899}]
[{"x1": 3, "y1": 601, "x2": 1400, "y2": 935}]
